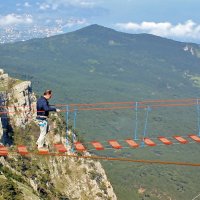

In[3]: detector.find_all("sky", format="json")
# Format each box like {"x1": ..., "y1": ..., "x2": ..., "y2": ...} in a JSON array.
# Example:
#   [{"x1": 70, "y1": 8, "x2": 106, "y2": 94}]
[{"x1": 0, "y1": 0, "x2": 200, "y2": 43}]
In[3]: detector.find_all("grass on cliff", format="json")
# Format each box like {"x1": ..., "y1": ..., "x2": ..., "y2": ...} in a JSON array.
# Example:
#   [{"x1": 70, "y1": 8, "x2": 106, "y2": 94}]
[
  {"x1": 0, "y1": 78, "x2": 23, "y2": 91},
  {"x1": 1, "y1": 123, "x2": 70, "y2": 200},
  {"x1": 0, "y1": 165, "x2": 24, "y2": 200}
]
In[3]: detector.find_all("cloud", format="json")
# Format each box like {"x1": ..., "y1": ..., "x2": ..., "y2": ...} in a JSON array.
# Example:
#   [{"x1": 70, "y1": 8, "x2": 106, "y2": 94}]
[
  {"x1": 38, "y1": 2, "x2": 51, "y2": 10},
  {"x1": 54, "y1": 17, "x2": 88, "y2": 28},
  {"x1": 0, "y1": 14, "x2": 33, "y2": 26},
  {"x1": 63, "y1": 18, "x2": 88, "y2": 27},
  {"x1": 46, "y1": 0, "x2": 98, "y2": 9},
  {"x1": 24, "y1": 2, "x2": 31, "y2": 7},
  {"x1": 116, "y1": 20, "x2": 200, "y2": 40}
]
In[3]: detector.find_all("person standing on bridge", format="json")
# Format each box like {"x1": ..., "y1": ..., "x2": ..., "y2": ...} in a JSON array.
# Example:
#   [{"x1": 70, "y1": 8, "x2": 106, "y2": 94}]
[{"x1": 36, "y1": 89, "x2": 60, "y2": 150}]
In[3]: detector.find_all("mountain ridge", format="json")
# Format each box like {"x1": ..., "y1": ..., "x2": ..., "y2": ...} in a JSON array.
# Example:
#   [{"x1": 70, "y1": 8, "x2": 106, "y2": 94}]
[{"x1": 0, "y1": 24, "x2": 200, "y2": 107}]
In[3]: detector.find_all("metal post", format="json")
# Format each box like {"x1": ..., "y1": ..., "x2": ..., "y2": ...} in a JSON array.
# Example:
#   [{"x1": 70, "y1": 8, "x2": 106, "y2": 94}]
[
  {"x1": 66, "y1": 105, "x2": 69, "y2": 131},
  {"x1": 71, "y1": 107, "x2": 77, "y2": 153},
  {"x1": 134, "y1": 102, "x2": 138, "y2": 140},
  {"x1": 141, "y1": 106, "x2": 151, "y2": 147},
  {"x1": 73, "y1": 107, "x2": 77, "y2": 130},
  {"x1": 66, "y1": 105, "x2": 69, "y2": 146},
  {"x1": 196, "y1": 99, "x2": 200, "y2": 136}
]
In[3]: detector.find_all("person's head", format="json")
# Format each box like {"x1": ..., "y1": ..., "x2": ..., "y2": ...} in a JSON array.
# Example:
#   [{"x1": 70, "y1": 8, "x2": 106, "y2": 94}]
[{"x1": 43, "y1": 89, "x2": 52, "y2": 100}]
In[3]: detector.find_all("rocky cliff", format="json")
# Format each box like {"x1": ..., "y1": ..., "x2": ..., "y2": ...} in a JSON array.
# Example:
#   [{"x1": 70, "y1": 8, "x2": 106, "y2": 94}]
[
  {"x1": 0, "y1": 69, "x2": 117, "y2": 200},
  {"x1": 7, "y1": 81, "x2": 36, "y2": 127},
  {"x1": 0, "y1": 69, "x2": 36, "y2": 144}
]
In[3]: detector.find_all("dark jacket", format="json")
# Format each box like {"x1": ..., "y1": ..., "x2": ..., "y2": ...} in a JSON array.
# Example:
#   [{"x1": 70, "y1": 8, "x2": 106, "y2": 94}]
[{"x1": 36, "y1": 96, "x2": 56, "y2": 118}]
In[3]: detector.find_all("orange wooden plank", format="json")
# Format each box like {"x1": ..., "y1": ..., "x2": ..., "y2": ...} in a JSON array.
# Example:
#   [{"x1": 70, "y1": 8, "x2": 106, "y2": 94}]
[
  {"x1": 74, "y1": 142, "x2": 86, "y2": 151},
  {"x1": 173, "y1": 136, "x2": 188, "y2": 144},
  {"x1": 143, "y1": 138, "x2": 156, "y2": 146},
  {"x1": 0, "y1": 145, "x2": 8, "y2": 156},
  {"x1": 158, "y1": 136, "x2": 172, "y2": 145},
  {"x1": 188, "y1": 134, "x2": 200, "y2": 143},
  {"x1": 17, "y1": 145, "x2": 29, "y2": 155},
  {"x1": 54, "y1": 144, "x2": 67, "y2": 153},
  {"x1": 125, "y1": 139, "x2": 139, "y2": 148},
  {"x1": 108, "y1": 140, "x2": 122, "y2": 149},
  {"x1": 38, "y1": 148, "x2": 49, "y2": 155},
  {"x1": 91, "y1": 141, "x2": 104, "y2": 150}
]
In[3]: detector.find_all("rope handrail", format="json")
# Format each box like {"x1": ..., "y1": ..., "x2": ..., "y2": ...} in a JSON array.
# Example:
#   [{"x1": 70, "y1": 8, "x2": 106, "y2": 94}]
[
  {"x1": 3, "y1": 150, "x2": 200, "y2": 167},
  {"x1": 0, "y1": 102, "x2": 197, "y2": 115},
  {"x1": 0, "y1": 97, "x2": 198, "y2": 109}
]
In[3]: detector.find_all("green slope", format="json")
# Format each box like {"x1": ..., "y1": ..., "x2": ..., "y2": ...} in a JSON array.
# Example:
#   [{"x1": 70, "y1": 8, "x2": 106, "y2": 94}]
[{"x1": 1, "y1": 24, "x2": 200, "y2": 200}]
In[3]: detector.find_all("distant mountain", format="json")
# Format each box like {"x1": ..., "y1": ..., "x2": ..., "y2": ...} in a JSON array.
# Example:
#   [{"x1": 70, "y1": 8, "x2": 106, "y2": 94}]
[
  {"x1": 1, "y1": 24, "x2": 200, "y2": 200},
  {"x1": 0, "y1": 24, "x2": 200, "y2": 103}
]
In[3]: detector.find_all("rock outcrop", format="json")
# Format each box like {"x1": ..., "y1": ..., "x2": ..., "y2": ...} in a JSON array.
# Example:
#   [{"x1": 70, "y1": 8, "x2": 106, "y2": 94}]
[
  {"x1": 7, "y1": 81, "x2": 36, "y2": 127},
  {"x1": 0, "y1": 69, "x2": 9, "y2": 88},
  {"x1": 0, "y1": 69, "x2": 36, "y2": 144}
]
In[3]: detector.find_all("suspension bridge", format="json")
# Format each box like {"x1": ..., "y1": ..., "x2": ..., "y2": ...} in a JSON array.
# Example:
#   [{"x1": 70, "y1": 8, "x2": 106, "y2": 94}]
[{"x1": 0, "y1": 97, "x2": 200, "y2": 167}]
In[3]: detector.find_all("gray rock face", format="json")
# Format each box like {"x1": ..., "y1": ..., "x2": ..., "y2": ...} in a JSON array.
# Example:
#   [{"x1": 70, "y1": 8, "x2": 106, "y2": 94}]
[
  {"x1": 0, "y1": 70, "x2": 36, "y2": 143},
  {"x1": 0, "y1": 69, "x2": 4, "y2": 74},
  {"x1": 0, "y1": 68, "x2": 9, "y2": 87},
  {"x1": 7, "y1": 81, "x2": 37, "y2": 127},
  {"x1": 46, "y1": 156, "x2": 117, "y2": 200},
  {"x1": 0, "y1": 73, "x2": 8, "y2": 80}
]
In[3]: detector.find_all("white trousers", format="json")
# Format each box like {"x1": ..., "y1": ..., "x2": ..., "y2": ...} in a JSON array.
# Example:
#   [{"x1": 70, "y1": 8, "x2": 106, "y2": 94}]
[{"x1": 37, "y1": 120, "x2": 49, "y2": 148}]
